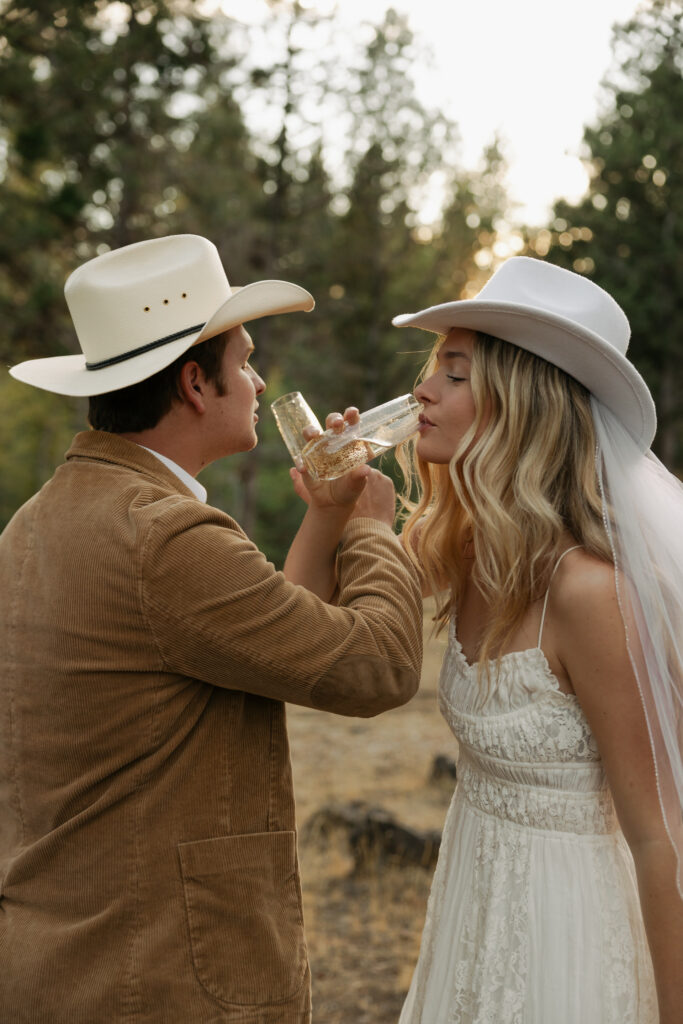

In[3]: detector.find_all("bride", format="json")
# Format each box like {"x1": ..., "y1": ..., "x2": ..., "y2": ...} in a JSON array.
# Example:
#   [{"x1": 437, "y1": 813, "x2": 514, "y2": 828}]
[{"x1": 391, "y1": 256, "x2": 682, "y2": 1023}]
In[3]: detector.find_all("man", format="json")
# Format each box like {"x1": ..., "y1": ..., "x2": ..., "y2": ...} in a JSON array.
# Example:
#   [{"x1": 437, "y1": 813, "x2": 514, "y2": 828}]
[{"x1": 0, "y1": 234, "x2": 423, "y2": 1023}]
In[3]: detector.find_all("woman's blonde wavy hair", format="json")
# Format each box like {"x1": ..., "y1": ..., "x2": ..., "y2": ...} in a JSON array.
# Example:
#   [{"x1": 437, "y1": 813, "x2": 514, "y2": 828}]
[{"x1": 398, "y1": 331, "x2": 613, "y2": 674}]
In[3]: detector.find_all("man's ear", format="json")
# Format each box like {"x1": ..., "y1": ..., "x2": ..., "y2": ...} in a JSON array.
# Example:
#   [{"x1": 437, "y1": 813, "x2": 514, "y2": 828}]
[{"x1": 178, "y1": 361, "x2": 207, "y2": 414}]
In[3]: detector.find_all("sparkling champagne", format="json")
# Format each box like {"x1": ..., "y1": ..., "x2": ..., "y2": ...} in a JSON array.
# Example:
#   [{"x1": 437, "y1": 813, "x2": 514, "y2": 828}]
[
  {"x1": 271, "y1": 391, "x2": 421, "y2": 481},
  {"x1": 301, "y1": 436, "x2": 394, "y2": 480}
]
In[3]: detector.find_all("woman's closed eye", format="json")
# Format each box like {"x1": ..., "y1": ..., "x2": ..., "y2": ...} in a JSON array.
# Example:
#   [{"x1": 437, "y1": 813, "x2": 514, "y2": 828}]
[{"x1": 447, "y1": 374, "x2": 467, "y2": 383}]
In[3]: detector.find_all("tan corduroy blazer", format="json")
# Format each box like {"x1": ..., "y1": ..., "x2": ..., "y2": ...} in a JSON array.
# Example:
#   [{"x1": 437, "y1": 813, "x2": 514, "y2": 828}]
[{"x1": 0, "y1": 431, "x2": 423, "y2": 1023}]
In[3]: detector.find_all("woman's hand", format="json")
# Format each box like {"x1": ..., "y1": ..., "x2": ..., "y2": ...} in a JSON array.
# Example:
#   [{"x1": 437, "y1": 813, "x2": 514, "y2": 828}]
[
  {"x1": 289, "y1": 406, "x2": 397, "y2": 527},
  {"x1": 347, "y1": 467, "x2": 396, "y2": 527}
]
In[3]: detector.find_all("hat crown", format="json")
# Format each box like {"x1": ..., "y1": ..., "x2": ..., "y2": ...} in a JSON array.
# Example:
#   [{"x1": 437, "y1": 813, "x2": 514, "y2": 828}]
[
  {"x1": 478, "y1": 257, "x2": 630, "y2": 355},
  {"x1": 391, "y1": 255, "x2": 655, "y2": 449},
  {"x1": 64, "y1": 235, "x2": 232, "y2": 363}
]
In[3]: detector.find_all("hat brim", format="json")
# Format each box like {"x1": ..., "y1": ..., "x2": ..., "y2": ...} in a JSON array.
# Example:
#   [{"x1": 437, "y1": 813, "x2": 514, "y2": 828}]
[
  {"x1": 393, "y1": 299, "x2": 656, "y2": 451},
  {"x1": 9, "y1": 280, "x2": 314, "y2": 397}
]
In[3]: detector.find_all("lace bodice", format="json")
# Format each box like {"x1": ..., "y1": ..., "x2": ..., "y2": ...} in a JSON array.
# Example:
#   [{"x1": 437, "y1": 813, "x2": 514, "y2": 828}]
[
  {"x1": 439, "y1": 622, "x2": 619, "y2": 835},
  {"x1": 399, "y1": 572, "x2": 656, "y2": 1024}
]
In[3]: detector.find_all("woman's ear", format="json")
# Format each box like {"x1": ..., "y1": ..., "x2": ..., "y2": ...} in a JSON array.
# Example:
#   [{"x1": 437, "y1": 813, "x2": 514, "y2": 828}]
[{"x1": 178, "y1": 360, "x2": 207, "y2": 414}]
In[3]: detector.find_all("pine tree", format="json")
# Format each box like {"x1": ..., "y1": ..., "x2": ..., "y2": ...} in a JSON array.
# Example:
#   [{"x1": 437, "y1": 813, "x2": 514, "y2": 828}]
[
  {"x1": 0, "y1": 1, "x2": 235, "y2": 362},
  {"x1": 529, "y1": 0, "x2": 683, "y2": 467}
]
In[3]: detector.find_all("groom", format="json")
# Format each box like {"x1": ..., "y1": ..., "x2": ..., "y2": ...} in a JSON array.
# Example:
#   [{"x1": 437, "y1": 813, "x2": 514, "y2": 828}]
[{"x1": 0, "y1": 234, "x2": 423, "y2": 1022}]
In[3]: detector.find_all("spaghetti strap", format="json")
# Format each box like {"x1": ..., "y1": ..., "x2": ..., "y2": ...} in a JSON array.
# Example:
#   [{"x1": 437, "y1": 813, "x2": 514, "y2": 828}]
[{"x1": 537, "y1": 546, "x2": 582, "y2": 648}]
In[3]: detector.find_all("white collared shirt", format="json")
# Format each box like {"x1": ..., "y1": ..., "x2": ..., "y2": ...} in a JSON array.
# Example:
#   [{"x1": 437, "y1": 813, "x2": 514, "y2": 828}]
[{"x1": 140, "y1": 446, "x2": 207, "y2": 503}]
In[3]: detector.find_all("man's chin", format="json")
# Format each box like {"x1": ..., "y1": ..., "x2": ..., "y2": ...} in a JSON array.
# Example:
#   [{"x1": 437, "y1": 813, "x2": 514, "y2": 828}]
[
  {"x1": 216, "y1": 432, "x2": 259, "y2": 459},
  {"x1": 239, "y1": 433, "x2": 259, "y2": 455}
]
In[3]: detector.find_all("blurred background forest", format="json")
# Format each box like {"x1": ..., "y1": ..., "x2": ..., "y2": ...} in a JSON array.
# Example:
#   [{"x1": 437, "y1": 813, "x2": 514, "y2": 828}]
[
  {"x1": 1, "y1": 3, "x2": 681, "y2": 1020},
  {"x1": 0, "y1": 0, "x2": 681, "y2": 566}
]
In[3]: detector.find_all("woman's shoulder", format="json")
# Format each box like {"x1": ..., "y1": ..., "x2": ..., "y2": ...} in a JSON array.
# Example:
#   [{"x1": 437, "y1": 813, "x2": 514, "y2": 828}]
[
  {"x1": 545, "y1": 545, "x2": 641, "y2": 710},
  {"x1": 549, "y1": 545, "x2": 622, "y2": 638},
  {"x1": 555, "y1": 545, "x2": 615, "y2": 591}
]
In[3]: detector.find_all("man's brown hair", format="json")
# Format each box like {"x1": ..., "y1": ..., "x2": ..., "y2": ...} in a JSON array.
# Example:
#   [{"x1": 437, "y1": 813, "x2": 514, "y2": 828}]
[{"x1": 87, "y1": 333, "x2": 229, "y2": 433}]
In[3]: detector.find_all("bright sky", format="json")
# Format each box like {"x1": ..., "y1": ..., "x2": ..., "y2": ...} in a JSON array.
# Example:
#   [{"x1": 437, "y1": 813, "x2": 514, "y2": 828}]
[{"x1": 217, "y1": 0, "x2": 645, "y2": 226}]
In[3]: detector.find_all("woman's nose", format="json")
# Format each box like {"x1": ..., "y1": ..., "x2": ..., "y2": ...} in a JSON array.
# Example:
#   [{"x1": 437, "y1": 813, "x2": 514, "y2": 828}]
[{"x1": 414, "y1": 379, "x2": 432, "y2": 404}]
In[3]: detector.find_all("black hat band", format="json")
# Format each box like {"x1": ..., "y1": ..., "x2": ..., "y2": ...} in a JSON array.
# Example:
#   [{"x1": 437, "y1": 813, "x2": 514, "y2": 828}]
[{"x1": 85, "y1": 323, "x2": 205, "y2": 370}]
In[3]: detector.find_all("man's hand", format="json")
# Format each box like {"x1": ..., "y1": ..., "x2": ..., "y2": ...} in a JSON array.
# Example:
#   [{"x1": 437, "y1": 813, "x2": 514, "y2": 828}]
[
  {"x1": 288, "y1": 407, "x2": 396, "y2": 527},
  {"x1": 289, "y1": 406, "x2": 364, "y2": 510},
  {"x1": 284, "y1": 407, "x2": 397, "y2": 597},
  {"x1": 289, "y1": 462, "x2": 371, "y2": 509}
]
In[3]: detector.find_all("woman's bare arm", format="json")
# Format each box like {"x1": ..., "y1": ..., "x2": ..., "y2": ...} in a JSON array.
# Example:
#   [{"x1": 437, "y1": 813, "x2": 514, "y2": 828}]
[{"x1": 554, "y1": 556, "x2": 683, "y2": 1023}]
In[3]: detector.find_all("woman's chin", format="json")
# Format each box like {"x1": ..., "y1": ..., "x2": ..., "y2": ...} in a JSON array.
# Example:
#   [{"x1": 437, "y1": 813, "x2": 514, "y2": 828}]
[{"x1": 416, "y1": 438, "x2": 453, "y2": 465}]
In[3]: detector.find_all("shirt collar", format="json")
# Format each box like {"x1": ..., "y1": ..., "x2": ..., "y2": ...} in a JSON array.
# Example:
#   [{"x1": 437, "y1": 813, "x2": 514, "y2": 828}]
[{"x1": 139, "y1": 446, "x2": 207, "y2": 503}]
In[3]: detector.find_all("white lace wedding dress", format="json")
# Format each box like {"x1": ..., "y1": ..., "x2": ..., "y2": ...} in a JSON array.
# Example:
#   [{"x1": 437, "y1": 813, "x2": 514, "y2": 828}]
[{"x1": 399, "y1": 577, "x2": 658, "y2": 1023}]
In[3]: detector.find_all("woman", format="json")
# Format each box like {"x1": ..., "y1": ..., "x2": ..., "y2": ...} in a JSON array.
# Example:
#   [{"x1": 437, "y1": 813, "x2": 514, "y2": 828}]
[{"x1": 391, "y1": 256, "x2": 682, "y2": 1023}]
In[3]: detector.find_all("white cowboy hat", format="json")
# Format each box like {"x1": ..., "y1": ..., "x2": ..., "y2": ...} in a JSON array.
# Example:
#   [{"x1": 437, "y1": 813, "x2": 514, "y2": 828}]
[
  {"x1": 8, "y1": 234, "x2": 315, "y2": 397},
  {"x1": 392, "y1": 256, "x2": 656, "y2": 450}
]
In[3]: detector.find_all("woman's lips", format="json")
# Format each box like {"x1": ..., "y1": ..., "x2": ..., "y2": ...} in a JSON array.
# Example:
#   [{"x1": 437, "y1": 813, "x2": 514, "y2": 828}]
[{"x1": 418, "y1": 414, "x2": 435, "y2": 431}]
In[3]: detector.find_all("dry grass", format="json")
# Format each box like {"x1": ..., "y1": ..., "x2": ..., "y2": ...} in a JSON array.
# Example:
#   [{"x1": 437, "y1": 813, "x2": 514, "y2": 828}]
[{"x1": 288, "y1": 601, "x2": 457, "y2": 1023}]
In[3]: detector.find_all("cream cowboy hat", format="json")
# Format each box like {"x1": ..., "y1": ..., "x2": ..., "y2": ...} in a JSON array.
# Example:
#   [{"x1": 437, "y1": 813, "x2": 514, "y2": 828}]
[
  {"x1": 392, "y1": 256, "x2": 656, "y2": 450},
  {"x1": 9, "y1": 234, "x2": 315, "y2": 397}
]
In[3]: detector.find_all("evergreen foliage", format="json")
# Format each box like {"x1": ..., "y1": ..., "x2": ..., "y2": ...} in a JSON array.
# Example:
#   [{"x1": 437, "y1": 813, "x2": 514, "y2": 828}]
[
  {"x1": 526, "y1": 0, "x2": 682, "y2": 466},
  {"x1": 1, "y1": 0, "x2": 677, "y2": 563}
]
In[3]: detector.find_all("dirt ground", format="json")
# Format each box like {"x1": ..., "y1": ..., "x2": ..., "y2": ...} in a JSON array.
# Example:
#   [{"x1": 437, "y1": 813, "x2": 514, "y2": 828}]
[{"x1": 288, "y1": 602, "x2": 457, "y2": 1023}]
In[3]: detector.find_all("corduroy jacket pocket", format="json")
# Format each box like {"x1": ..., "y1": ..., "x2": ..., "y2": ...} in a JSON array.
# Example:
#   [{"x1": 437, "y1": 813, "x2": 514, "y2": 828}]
[{"x1": 178, "y1": 831, "x2": 307, "y2": 1007}]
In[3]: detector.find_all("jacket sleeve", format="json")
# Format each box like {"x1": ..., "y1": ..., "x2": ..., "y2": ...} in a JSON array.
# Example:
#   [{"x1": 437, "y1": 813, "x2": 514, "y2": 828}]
[{"x1": 138, "y1": 498, "x2": 423, "y2": 716}]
